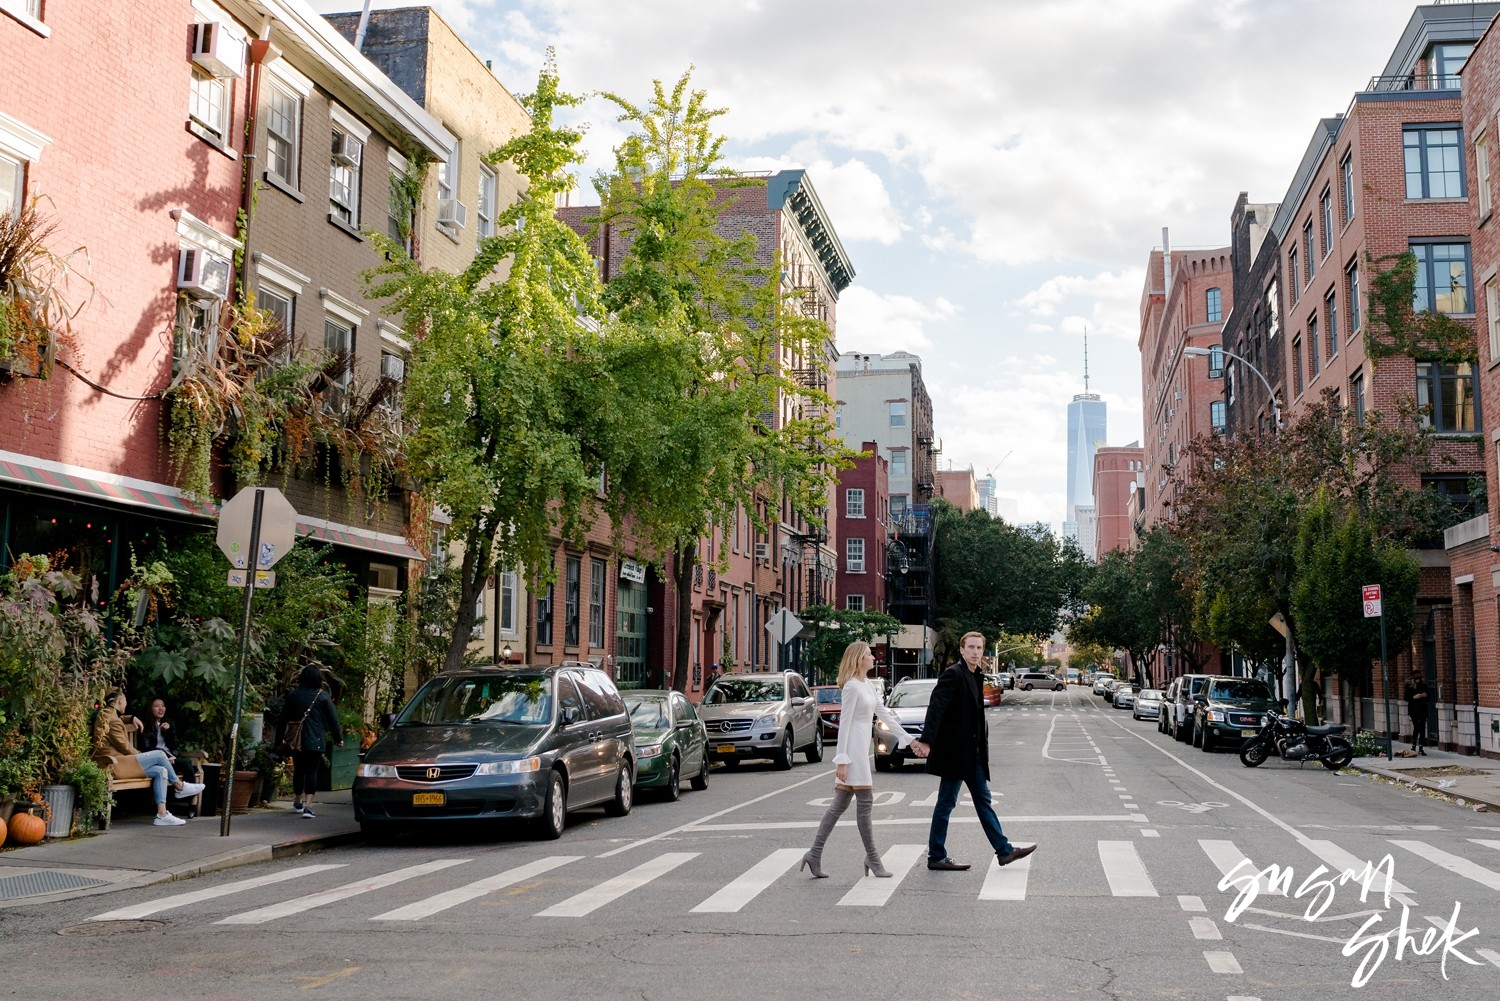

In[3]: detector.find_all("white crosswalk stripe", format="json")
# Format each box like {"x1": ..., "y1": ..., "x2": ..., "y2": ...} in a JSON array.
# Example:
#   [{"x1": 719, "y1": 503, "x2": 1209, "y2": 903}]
[
  {"x1": 1302, "y1": 839, "x2": 1415, "y2": 900},
  {"x1": 692, "y1": 849, "x2": 803, "y2": 913},
  {"x1": 1098, "y1": 840, "x2": 1157, "y2": 897},
  {"x1": 371, "y1": 855, "x2": 581, "y2": 921},
  {"x1": 217, "y1": 859, "x2": 469, "y2": 925},
  {"x1": 536, "y1": 852, "x2": 697, "y2": 917},
  {"x1": 90, "y1": 865, "x2": 346, "y2": 921},
  {"x1": 1393, "y1": 839, "x2": 1500, "y2": 892},
  {"x1": 979, "y1": 847, "x2": 1034, "y2": 900},
  {"x1": 837, "y1": 844, "x2": 925, "y2": 906},
  {"x1": 1200, "y1": 840, "x2": 1285, "y2": 897}
]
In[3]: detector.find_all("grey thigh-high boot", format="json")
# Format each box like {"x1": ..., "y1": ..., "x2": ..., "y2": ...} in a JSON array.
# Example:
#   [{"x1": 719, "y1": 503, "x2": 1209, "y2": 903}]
[
  {"x1": 802, "y1": 788, "x2": 853, "y2": 878},
  {"x1": 856, "y1": 789, "x2": 891, "y2": 877}
]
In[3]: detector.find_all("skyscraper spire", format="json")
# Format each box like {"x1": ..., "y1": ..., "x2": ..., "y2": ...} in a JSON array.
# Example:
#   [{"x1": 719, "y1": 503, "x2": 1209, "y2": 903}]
[{"x1": 1083, "y1": 327, "x2": 1090, "y2": 393}]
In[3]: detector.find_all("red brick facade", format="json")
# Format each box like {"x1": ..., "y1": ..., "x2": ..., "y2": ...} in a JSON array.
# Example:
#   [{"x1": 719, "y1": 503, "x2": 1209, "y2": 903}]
[
  {"x1": 1092, "y1": 445, "x2": 1143, "y2": 560},
  {"x1": 836, "y1": 442, "x2": 888, "y2": 616}
]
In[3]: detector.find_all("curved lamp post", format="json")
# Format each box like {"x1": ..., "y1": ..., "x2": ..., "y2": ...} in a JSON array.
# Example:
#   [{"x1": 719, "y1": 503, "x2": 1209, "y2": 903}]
[{"x1": 1183, "y1": 346, "x2": 1281, "y2": 428}]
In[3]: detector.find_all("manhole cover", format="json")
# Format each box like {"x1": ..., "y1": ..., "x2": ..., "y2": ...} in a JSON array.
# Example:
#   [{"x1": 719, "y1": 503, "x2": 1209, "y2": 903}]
[
  {"x1": 57, "y1": 919, "x2": 165, "y2": 937},
  {"x1": 0, "y1": 871, "x2": 109, "y2": 900}
]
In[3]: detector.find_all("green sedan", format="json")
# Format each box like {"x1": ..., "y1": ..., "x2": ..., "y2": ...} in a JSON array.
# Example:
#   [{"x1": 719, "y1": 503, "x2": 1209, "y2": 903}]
[{"x1": 624, "y1": 690, "x2": 710, "y2": 801}]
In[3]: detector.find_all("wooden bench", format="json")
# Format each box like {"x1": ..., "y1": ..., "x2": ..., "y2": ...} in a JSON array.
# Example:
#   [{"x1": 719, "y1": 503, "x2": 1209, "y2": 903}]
[{"x1": 93, "y1": 737, "x2": 207, "y2": 828}]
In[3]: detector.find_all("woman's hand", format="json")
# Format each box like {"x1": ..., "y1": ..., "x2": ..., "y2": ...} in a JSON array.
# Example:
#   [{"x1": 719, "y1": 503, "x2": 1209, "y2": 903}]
[{"x1": 835, "y1": 763, "x2": 848, "y2": 783}]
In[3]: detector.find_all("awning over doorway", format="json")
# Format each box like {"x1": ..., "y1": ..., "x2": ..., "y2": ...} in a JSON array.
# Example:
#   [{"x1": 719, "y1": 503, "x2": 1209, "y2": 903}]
[{"x1": 298, "y1": 520, "x2": 424, "y2": 561}]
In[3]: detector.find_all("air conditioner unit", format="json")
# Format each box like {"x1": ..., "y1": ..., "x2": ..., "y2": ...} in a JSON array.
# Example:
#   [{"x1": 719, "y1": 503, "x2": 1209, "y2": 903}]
[
  {"x1": 191, "y1": 21, "x2": 245, "y2": 79},
  {"x1": 176, "y1": 248, "x2": 231, "y2": 299},
  {"x1": 332, "y1": 131, "x2": 362, "y2": 168},
  {"x1": 438, "y1": 199, "x2": 468, "y2": 229},
  {"x1": 380, "y1": 353, "x2": 406, "y2": 382},
  {"x1": 754, "y1": 542, "x2": 771, "y2": 562},
  {"x1": 1175, "y1": 391, "x2": 1183, "y2": 401},
  {"x1": 1168, "y1": 408, "x2": 1176, "y2": 418}
]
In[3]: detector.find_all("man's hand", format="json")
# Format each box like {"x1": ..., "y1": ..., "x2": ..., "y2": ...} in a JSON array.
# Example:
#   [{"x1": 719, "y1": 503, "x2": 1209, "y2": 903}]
[{"x1": 910, "y1": 740, "x2": 929, "y2": 758}]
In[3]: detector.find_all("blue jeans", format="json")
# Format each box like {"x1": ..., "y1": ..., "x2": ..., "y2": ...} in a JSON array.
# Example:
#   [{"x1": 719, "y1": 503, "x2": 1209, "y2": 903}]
[
  {"x1": 928, "y1": 759, "x2": 1011, "y2": 860},
  {"x1": 136, "y1": 749, "x2": 180, "y2": 805}
]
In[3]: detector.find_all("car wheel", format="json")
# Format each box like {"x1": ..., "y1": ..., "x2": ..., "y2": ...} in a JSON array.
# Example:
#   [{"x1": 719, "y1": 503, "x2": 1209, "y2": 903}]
[
  {"x1": 1055, "y1": 685, "x2": 1064, "y2": 692},
  {"x1": 1023, "y1": 684, "x2": 1033, "y2": 691},
  {"x1": 690, "y1": 755, "x2": 710, "y2": 791},
  {"x1": 604, "y1": 760, "x2": 634, "y2": 816},
  {"x1": 774, "y1": 730, "x2": 795, "y2": 770},
  {"x1": 534, "y1": 771, "x2": 567, "y2": 840},
  {"x1": 664, "y1": 754, "x2": 681, "y2": 801},
  {"x1": 1201, "y1": 728, "x2": 1216, "y2": 753},
  {"x1": 1177, "y1": 719, "x2": 1191, "y2": 744},
  {"x1": 805, "y1": 732, "x2": 824, "y2": 763}
]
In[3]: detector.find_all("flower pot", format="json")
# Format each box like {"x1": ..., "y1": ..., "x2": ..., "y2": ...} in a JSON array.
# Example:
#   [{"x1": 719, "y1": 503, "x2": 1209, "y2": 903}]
[
  {"x1": 41, "y1": 784, "x2": 75, "y2": 838},
  {"x1": 227, "y1": 770, "x2": 259, "y2": 815}
]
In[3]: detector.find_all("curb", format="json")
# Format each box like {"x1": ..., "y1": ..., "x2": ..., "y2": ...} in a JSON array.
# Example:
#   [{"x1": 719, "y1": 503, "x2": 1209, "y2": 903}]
[{"x1": 1346, "y1": 759, "x2": 1500, "y2": 814}]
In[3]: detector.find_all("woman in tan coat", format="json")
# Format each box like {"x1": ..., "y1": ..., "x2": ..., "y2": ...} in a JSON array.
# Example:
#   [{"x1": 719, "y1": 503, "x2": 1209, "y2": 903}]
[{"x1": 94, "y1": 691, "x2": 204, "y2": 826}]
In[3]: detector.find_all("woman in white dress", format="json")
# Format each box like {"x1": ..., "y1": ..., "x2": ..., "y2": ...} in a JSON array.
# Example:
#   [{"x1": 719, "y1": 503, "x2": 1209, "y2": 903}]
[{"x1": 800, "y1": 641, "x2": 928, "y2": 878}]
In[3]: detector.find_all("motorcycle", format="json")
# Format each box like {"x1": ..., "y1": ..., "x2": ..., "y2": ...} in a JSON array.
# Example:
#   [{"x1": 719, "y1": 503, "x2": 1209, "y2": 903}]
[{"x1": 1238, "y1": 709, "x2": 1353, "y2": 770}]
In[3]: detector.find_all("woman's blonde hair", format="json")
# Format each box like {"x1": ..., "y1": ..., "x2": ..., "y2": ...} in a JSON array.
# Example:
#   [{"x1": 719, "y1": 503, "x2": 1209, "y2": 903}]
[{"x1": 836, "y1": 641, "x2": 873, "y2": 688}]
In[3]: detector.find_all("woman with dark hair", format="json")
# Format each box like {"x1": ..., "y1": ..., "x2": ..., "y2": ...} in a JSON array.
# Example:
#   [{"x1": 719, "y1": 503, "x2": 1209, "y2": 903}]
[
  {"x1": 279, "y1": 665, "x2": 343, "y2": 818},
  {"x1": 92, "y1": 691, "x2": 204, "y2": 826}
]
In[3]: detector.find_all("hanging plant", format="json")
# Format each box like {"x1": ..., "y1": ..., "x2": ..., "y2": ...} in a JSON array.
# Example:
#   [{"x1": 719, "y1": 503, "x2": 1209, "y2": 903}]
[
  {"x1": 1364, "y1": 251, "x2": 1478, "y2": 366},
  {"x1": 0, "y1": 198, "x2": 94, "y2": 379}
]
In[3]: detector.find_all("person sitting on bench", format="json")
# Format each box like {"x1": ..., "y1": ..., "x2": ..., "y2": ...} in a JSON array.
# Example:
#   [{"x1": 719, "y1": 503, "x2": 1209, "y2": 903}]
[{"x1": 93, "y1": 690, "x2": 204, "y2": 826}]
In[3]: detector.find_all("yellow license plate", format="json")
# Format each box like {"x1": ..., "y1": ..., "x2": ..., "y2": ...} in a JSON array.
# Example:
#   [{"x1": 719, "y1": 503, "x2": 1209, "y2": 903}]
[
  {"x1": 412, "y1": 792, "x2": 445, "y2": 806},
  {"x1": 716, "y1": 744, "x2": 737, "y2": 755},
  {"x1": 1241, "y1": 730, "x2": 1258, "y2": 737}
]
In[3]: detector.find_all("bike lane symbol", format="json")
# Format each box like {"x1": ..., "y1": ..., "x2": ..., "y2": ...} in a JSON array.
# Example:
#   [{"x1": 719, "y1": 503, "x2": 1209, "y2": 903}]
[{"x1": 1157, "y1": 800, "x2": 1228, "y2": 814}]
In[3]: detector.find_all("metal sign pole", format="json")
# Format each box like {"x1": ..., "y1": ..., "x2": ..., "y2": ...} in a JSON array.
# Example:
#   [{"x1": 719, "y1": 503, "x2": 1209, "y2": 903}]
[
  {"x1": 1379, "y1": 610, "x2": 1392, "y2": 763},
  {"x1": 221, "y1": 488, "x2": 266, "y2": 836}
]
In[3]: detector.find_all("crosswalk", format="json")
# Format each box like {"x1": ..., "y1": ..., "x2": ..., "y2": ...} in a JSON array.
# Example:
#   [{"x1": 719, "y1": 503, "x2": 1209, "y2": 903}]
[{"x1": 86, "y1": 830, "x2": 1500, "y2": 928}]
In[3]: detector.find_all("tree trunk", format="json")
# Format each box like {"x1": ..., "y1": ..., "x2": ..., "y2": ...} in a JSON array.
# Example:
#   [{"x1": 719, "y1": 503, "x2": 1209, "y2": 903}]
[
  {"x1": 445, "y1": 519, "x2": 493, "y2": 672},
  {"x1": 671, "y1": 542, "x2": 695, "y2": 693}
]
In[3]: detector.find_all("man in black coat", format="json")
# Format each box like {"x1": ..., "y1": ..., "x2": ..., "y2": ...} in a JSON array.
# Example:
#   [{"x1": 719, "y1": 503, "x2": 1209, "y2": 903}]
[{"x1": 916, "y1": 631, "x2": 1036, "y2": 871}]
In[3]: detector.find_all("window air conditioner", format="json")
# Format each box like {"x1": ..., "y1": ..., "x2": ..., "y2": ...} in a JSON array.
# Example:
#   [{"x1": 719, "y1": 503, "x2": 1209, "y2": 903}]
[
  {"x1": 438, "y1": 199, "x2": 468, "y2": 229},
  {"x1": 177, "y1": 248, "x2": 231, "y2": 299},
  {"x1": 754, "y1": 542, "x2": 771, "y2": 562},
  {"x1": 332, "y1": 131, "x2": 362, "y2": 168},
  {"x1": 380, "y1": 353, "x2": 406, "y2": 382},
  {"x1": 191, "y1": 22, "x2": 245, "y2": 79}
]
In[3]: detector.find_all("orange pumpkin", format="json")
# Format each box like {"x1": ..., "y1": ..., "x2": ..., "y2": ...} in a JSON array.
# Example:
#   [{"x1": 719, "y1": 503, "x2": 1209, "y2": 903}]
[
  {"x1": 0, "y1": 814, "x2": 6, "y2": 848},
  {"x1": 9, "y1": 810, "x2": 45, "y2": 845}
]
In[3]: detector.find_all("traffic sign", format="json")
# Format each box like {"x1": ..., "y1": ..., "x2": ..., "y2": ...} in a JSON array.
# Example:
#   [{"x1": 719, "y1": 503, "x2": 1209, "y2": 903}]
[
  {"x1": 766, "y1": 608, "x2": 804, "y2": 643},
  {"x1": 1362, "y1": 584, "x2": 1383, "y2": 618},
  {"x1": 217, "y1": 487, "x2": 298, "y2": 570}
]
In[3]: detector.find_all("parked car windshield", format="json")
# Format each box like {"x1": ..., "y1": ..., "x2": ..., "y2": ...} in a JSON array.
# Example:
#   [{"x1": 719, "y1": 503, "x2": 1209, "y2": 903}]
[
  {"x1": 624, "y1": 696, "x2": 669, "y2": 728},
  {"x1": 396, "y1": 674, "x2": 552, "y2": 726},
  {"x1": 888, "y1": 687, "x2": 934, "y2": 708},
  {"x1": 1137, "y1": 689, "x2": 1163, "y2": 701},
  {"x1": 704, "y1": 679, "x2": 786, "y2": 704},
  {"x1": 816, "y1": 688, "x2": 842, "y2": 705},
  {"x1": 1207, "y1": 679, "x2": 1271, "y2": 701}
]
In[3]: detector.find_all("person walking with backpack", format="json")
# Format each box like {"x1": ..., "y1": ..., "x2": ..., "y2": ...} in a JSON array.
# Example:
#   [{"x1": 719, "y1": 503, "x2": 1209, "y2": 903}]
[{"x1": 279, "y1": 665, "x2": 343, "y2": 818}]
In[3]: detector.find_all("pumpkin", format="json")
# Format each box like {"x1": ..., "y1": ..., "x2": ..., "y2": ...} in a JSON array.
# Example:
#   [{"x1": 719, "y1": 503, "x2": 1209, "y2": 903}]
[
  {"x1": 9, "y1": 810, "x2": 45, "y2": 845},
  {"x1": 0, "y1": 814, "x2": 6, "y2": 848}
]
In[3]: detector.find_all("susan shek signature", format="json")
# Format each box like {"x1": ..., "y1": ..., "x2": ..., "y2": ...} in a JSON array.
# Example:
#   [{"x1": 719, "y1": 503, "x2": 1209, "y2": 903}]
[{"x1": 1219, "y1": 854, "x2": 1484, "y2": 988}]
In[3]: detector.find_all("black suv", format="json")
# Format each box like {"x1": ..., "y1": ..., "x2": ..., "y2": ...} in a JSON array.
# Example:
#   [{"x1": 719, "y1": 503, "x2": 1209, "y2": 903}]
[
  {"x1": 1191, "y1": 677, "x2": 1277, "y2": 752},
  {"x1": 1164, "y1": 674, "x2": 1213, "y2": 743}
]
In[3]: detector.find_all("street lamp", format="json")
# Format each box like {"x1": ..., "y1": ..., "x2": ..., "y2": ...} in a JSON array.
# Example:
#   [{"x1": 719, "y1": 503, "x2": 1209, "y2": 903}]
[{"x1": 1183, "y1": 346, "x2": 1281, "y2": 428}]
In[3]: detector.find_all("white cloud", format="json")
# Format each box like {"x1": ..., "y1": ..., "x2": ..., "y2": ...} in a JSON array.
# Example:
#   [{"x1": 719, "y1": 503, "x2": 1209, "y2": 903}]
[
  {"x1": 1014, "y1": 270, "x2": 1145, "y2": 344},
  {"x1": 836, "y1": 287, "x2": 957, "y2": 355},
  {"x1": 732, "y1": 156, "x2": 904, "y2": 245}
]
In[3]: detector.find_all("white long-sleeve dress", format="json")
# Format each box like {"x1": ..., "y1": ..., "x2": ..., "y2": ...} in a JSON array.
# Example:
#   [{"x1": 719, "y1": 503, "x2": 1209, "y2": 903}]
[{"x1": 833, "y1": 677, "x2": 914, "y2": 788}]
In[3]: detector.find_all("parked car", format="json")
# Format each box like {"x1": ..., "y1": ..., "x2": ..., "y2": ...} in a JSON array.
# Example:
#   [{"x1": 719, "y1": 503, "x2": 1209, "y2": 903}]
[
  {"x1": 996, "y1": 671, "x2": 1015, "y2": 690},
  {"x1": 1192, "y1": 677, "x2": 1277, "y2": 752},
  {"x1": 874, "y1": 679, "x2": 938, "y2": 771},
  {"x1": 1018, "y1": 671, "x2": 1065, "y2": 692},
  {"x1": 1133, "y1": 688, "x2": 1163, "y2": 721},
  {"x1": 353, "y1": 663, "x2": 635, "y2": 841},
  {"x1": 1112, "y1": 684, "x2": 1137, "y2": 709},
  {"x1": 623, "y1": 690, "x2": 709, "y2": 800},
  {"x1": 1165, "y1": 674, "x2": 1214, "y2": 743},
  {"x1": 1092, "y1": 676, "x2": 1114, "y2": 696},
  {"x1": 982, "y1": 674, "x2": 1005, "y2": 707},
  {"x1": 812, "y1": 685, "x2": 843, "y2": 743},
  {"x1": 1158, "y1": 679, "x2": 1177, "y2": 733},
  {"x1": 1099, "y1": 678, "x2": 1120, "y2": 702},
  {"x1": 699, "y1": 671, "x2": 822, "y2": 769}
]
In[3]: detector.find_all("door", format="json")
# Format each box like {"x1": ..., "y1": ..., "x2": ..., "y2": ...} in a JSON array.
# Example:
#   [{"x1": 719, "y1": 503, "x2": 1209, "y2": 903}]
[
  {"x1": 554, "y1": 674, "x2": 601, "y2": 804},
  {"x1": 789, "y1": 674, "x2": 816, "y2": 748},
  {"x1": 672, "y1": 692, "x2": 705, "y2": 774},
  {"x1": 574, "y1": 669, "x2": 625, "y2": 803},
  {"x1": 615, "y1": 579, "x2": 648, "y2": 688}
]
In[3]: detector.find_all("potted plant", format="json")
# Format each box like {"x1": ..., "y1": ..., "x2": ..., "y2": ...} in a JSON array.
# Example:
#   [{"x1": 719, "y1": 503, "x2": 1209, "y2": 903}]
[{"x1": 227, "y1": 739, "x2": 265, "y2": 814}]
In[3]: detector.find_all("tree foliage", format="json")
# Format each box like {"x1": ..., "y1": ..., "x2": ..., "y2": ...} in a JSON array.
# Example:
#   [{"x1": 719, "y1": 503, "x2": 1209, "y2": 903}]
[{"x1": 796, "y1": 604, "x2": 903, "y2": 686}]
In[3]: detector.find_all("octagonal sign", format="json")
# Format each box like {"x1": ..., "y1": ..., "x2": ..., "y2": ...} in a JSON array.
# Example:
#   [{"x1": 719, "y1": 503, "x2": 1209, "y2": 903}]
[{"x1": 216, "y1": 486, "x2": 299, "y2": 570}]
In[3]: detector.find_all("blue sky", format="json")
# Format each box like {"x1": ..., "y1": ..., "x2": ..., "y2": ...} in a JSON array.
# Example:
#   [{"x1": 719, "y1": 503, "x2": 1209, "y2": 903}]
[{"x1": 316, "y1": 0, "x2": 1434, "y2": 530}]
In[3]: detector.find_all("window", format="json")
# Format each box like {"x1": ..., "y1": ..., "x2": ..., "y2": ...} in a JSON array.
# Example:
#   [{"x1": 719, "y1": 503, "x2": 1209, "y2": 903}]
[
  {"x1": 379, "y1": 350, "x2": 405, "y2": 421},
  {"x1": 188, "y1": 67, "x2": 230, "y2": 143},
  {"x1": 1351, "y1": 370, "x2": 1366, "y2": 424},
  {"x1": 536, "y1": 583, "x2": 553, "y2": 646},
  {"x1": 323, "y1": 317, "x2": 352, "y2": 407},
  {"x1": 589, "y1": 557, "x2": 606, "y2": 648},
  {"x1": 1489, "y1": 279, "x2": 1500, "y2": 363},
  {"x1": 256, "y1": 285, "x2": 293, "y2": 357},
  {"x1": 1309, "y1": 315, "x2": 1320, "y2": 377},
  {"x1": 265, "y1": 82, "x2": 300, "y2": 185},
  {"x1": 846, "y1": 488, "x2": 865, "y2": 518},
  {"x1": 846, "y1": 594, "x2": 865, "y2": 612},
  {"x1": 564, "y1": 555, "x2": 580, "y2": 646},
  {"x1": 387, "y1": 161, "x2": 413, "y2": 251},
  {"x1": 0, "y1": 154, "x2": 19, "y2": 220},
  {"x1": 1479, "y1": 131, "x2": 1493, "y2": 219},
  {"x1": 846, "y1": 537, "x2": 865, "y2": 573},
  {"x1": 500, "y1": 571, "x2": 516, "y2": 633},
  {"x1": 1288, "y1": 248, "x2": 1300, "y2": 302},
  {"x1": 1206, "y1": 287, "x2": 1222, "y2": 324},
  {"x1": 477, "y1": 164, "x2": 497, "y2": 239},
  {"x1": 329, "y1": 127, "x2": 363, "y2": 226},
  {"x1": 888, "y1": 401, "x2": 907, "y2": 427},
  {"x1": 1319, "y1": 187, "x2": 1333, "y2": 257},
  {"x1": 1303, "y1": 221, "x2": 1316, "y2": 282},
  {"x1": 1424, "y1": 474, "x2": 1479, "y2": 523},
  {"x1": 890, "y1": 451, "x2": 907, "y2": 477},
  {"x1": 437, "y1": 140, "x2": 459, "y2": 208},
  {"x1": 1416, "y1": 361, "x2": 1478, "y2": 432},
  {"x1": 1341, "y1": 152, "x2": 1354, "y2": 225},
  {"x1": 890, "y1": 495, "x2": 907, "y2": 521},
  {"x1": 1347, "y1": 260, "x2": 1361, "y2": 331},
  {"x1": 1430, "y1": 43, "x2": 1473, "y2": 88},
  {"x1": 1404, "y1": 126, "x2": 1464, "y2": 199},
  {"x1": 1332, "y1": 288, "x2": 1344, "y2": 358},
  {"x1": 1207, "y1": 344, "x2": 1224, "y2": 378},
  {"x1": 1210, "y1": 400, "x2": 1226, "y2": 434},
  {"x1": 1293, "y1": 336, "x2": 1303, "y2": 396},
  {"x1": 1411, "y1": 241, "x2": 1471, "y2": 314}
]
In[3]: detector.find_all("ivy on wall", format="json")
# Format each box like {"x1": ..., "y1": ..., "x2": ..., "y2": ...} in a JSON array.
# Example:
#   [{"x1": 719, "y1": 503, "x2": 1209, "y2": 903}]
[{"x1": 1363, "y1": 251, "x2": 1478, "y2": 366}]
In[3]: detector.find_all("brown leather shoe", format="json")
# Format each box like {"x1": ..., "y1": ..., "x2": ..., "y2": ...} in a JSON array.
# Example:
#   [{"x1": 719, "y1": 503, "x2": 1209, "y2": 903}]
[
  {"x1": 997, "y1": 844, "x2": 1037, "y2": 867},
  {"x1": 926, "y1": 857, "x2": 971, "y2": 871}
]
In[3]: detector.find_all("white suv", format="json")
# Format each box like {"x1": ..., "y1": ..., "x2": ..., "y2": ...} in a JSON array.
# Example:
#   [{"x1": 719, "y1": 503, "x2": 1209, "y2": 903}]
[{"x1": 1017, "y1": 671, "x2": 1065, "y2": 692}]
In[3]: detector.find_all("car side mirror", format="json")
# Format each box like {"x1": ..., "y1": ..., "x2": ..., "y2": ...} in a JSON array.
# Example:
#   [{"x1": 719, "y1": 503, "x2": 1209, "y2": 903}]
[
  {"x1": 561, "y1": 706, "x2": 583, "y2": 726},
  {"x1": 676, "y1": 718, "x2": 693, "y2": 729}
]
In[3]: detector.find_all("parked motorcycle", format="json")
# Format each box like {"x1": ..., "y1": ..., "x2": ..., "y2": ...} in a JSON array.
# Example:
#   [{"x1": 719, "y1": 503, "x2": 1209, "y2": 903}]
[{"x1": 1238, "y1": 709, "x2": 1353, "y2": 770}]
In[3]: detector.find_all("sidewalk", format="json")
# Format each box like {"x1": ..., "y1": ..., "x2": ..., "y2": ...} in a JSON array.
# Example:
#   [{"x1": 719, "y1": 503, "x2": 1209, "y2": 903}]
[
  {"x1": 1347, "y1": 745, "x2": 1500, "y2": 812},
  {"x1": 0, "y1": 791, "x2": 359, "y2": 908}
]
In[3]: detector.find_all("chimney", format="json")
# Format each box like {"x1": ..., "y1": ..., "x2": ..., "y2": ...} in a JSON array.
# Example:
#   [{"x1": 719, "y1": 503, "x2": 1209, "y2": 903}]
[{"x1": 1161, "y1": 226, "x2": 1172, "y2": 302}]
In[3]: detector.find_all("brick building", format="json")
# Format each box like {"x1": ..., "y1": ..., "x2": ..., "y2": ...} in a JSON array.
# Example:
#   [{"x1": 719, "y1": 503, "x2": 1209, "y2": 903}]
[
  {"x1": 1092, "y1": 444, "x2": 1144, "y2": 560},
  {"x1": 935, "y1": 467, "x2": 979, "y2": 512},
  {"x1": 1221, "y1": 192, "x2": 1285, "y2": 435},
  {"x1": 835, "y1": 441, "x2": 888, "y2": 619}
]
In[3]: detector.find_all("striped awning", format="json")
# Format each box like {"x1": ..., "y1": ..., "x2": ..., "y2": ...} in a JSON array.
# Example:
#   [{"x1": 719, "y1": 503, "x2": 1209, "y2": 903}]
[{"x1": 298, "y1": 521, "x2": 424, "y2": 561}]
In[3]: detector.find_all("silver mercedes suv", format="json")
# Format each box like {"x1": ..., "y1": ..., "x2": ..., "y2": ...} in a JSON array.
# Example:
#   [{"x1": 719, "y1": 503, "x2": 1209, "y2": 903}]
[{"x1": 699, "y1": 671, "x2": 822, "y2": 770}]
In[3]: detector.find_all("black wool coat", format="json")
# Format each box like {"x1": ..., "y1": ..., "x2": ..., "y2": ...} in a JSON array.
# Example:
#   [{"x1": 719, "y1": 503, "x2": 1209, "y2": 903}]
[
  {"x1": 279, "y1": 686, "x2": 343, "y2": 754},
  {"x1": 919, "y1": 662, "x2": 989, "y2": 781}
]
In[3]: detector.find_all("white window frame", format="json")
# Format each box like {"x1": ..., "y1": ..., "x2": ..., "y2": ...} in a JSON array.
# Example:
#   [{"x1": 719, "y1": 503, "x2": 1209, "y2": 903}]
[
  {"x1": 845, "y1": 487, "x2": 865, "y2": 518},
  {"x1": 188, "y1": 66, "x2": 231, "y2": 144},
  {"x1": 264, "y1": 79, "x2": 302, "y2": 187},
  {"x1": 846, "y1": 594, "x2": 865, "y2": 612},
  {"x1": 1487, "y1": 277, "x2": 1500, "y2": 364},
  {"x1": 845, "y1": 537, "x2": 865, "y2": 573},
  {"x1": 500, "y1": 571, "x2": 517, "y2": 634},
  {"x1": 255, "y1": 284, "x2": 294, "y2": 357},
  {"x1": 0, "y1": 152, "x2": 21, "y2": 221},
  {"x1": 327, "y1": 106, "x2": 368, "y2": 228},
  {"x1": 0, "y1": 112, "x2": 49, "y2": 221},
  {"x1": 890, "y1": 450, "x2": 908, "y2": 477},
  {"x1": 1479, "y1": 130, "x2": 1493, "y2": 220},
  {"x1": 477, "y1": 163, "x2": 497, "y2": 239},
  {"x1": 888, "y1": 401, "x2": 907, "y2": 427},
  {"x1": 1, "y1": 0, "x2": 50, "y2": 37}
]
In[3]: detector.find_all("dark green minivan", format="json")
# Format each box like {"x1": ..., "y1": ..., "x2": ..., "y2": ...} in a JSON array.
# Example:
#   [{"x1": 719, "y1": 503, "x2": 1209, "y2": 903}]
[{"x1": 353, "y1": 664, "x2": 635, "y2": 840}]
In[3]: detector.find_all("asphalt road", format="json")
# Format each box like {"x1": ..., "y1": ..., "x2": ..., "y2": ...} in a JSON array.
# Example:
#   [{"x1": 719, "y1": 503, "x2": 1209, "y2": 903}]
[{"x1": 5, "y1": 684, "x2": 1500, "y2": 1000}]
